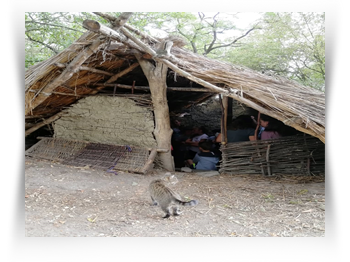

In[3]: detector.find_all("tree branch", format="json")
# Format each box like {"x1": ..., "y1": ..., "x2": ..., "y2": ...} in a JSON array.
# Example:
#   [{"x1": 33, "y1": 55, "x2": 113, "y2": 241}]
[
  {"x1": 205, "y1": 27, "x2": 259, "y2": 54},
  {"x1": 25, "y1": 33, "x2": 59, "y2": 54},
  {"x1": 25, "y1": 21, "x2": 84, "y2": 33}
]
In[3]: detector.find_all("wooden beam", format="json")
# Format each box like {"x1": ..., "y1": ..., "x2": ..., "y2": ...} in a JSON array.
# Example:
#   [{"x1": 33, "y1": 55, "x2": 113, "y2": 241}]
[
  {"x1": 93, "y1": 12, "x2": 160, "y2": 44},
  {"x1": 88, "y1": 14, "x2": 325, "y2": 144},
  {"x1": 54, "y1": 62, "x2": 114, "y2": 76},
  {"x1": 25, "y1": 114, "x2": 52, "y2": 119},
  {"x1": 82, "y1": 20, "x2": 143, "y2": 53},
  {"x1": 26, "y1": 12, "x2": 133, "y2": 116},
  {"x1": 160, "y1": 59, "x2": 230, "y2": 95},
  {"x1": 105, "y1": 63, "x2": 139, "y2": 84},
  {"x1": 25, "y1": 112, "x2": 65, "y2": 137},
  {"x1": 119, "y1": 27, "x2": 158, "y2": 56},
  {"x1": 124, "y1": 24, "x2": 159, "y2": 44},
  {"x1": 27, "y1": 89, "x2": 85, "y2": 97},
  {"x1": 226, "y1": 92, "x2": 325, "y2": 143},
  {"x1": 116, "y1": 25, "x2": 230, "y2": 95},
  {"x1": 93, "y1": 83, "x2": 214, "y2": 92},
  {"x1": 25, "y1": 39, "x2": 103, "y2": 116}
]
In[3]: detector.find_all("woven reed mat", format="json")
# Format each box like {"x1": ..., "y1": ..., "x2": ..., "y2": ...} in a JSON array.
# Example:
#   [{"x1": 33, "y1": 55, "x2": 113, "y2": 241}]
[{"x1": 25, "y1": 137, "x2": 150, "y2": 173}]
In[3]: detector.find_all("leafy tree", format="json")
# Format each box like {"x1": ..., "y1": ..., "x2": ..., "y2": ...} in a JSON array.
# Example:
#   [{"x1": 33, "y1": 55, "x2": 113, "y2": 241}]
[
  {"x1": 25, "y1": 12, "x2": 108, "y2": 68},
  {"x1": 143, "y1": 12, "x2": 259, "y2": 57},
  {"x1": 224, "y1": 12, "x2": 325, "y2": 91},
  {"x1": 24, "y1": 12, "x2": 174, "y2": 67}
]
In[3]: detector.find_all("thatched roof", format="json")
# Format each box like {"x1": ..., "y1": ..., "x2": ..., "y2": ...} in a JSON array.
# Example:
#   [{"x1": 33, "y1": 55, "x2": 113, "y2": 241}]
[{"x1": 25, "y1": 18, "x2": 325, "y2": 143}]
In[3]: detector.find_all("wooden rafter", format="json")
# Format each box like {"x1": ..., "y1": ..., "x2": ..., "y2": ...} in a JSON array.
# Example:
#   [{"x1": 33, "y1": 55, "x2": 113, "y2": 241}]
[{"x1": 25, "y1": 12, "x2": 134, "y2": 116}]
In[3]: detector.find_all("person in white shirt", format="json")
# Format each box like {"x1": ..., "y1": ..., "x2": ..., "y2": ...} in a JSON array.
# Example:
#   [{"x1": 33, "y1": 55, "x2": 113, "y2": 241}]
[{"x1": 185, "y1": 126, "x2": 209, "y2": 159}]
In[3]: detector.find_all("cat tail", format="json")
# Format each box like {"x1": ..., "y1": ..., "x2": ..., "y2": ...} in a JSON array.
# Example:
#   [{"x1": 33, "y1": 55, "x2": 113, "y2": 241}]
[{"x1": 176, "y1": 199, "x2": 198, "y2": 206}]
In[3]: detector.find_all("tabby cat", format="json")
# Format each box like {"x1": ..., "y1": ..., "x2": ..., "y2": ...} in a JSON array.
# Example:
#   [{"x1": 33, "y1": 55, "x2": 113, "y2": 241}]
[{"x1": 149, "y1": 179, "x2": 198, "y2": 218}]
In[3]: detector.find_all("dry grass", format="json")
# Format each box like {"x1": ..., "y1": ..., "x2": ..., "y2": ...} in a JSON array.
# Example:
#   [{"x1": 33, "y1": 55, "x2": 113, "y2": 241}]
[{"x1": 25, "y1": 20, "x2": 325, "y2": 142}]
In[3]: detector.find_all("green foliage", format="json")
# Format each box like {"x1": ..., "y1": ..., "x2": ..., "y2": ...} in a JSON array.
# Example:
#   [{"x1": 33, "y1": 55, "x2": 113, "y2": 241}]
[
  {"x1": 25, "y1": 12, "x2": 325, "y2": 91},
  {"x1": 224, "y1": 12, "x2": 325, "y2": 91},
  {"x1": 25, "y1": 12, "x2": 109, "y2": 68}
]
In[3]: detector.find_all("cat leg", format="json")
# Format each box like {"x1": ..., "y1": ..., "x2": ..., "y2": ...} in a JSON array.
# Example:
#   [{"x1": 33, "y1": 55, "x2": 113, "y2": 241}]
[
  {"x1": 151, "y1": 196, "x2": 158, "y2": 206},
  {"x1": 161, "y1": 205, "x2": 171, "y2": 218},
  {"x1": 172, "y1": 206, "x2": 181, "y2": 216}
]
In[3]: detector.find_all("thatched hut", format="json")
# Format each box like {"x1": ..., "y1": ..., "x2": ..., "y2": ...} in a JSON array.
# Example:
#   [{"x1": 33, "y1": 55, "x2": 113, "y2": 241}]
[{"x1": 25, "y1": 12, "x2": 325, "y2": 175}]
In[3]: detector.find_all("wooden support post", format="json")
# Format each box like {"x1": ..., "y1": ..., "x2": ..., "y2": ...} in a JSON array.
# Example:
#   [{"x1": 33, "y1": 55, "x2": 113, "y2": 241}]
[
  {"x1": 222, "y1": 96, "x2": 228, "y2": 144},
  {"x1": 140, "y1": 148, "x2": 158, "y2": 174},
  {"x1": 254, "y1": 112, "x2": 261, "y2": 141},
  {"x1": 266, "y1": 144, "x2": 272, "y2": 176},
  {"x1": 219, "y1": 95, "x2": 228, "y2": 144},
  {"x1": 135, "y1": 53, "x2": 175, "y2": 171},
  {"x1": 227, "y1": 97, "x2": 233, "y2": 127}
]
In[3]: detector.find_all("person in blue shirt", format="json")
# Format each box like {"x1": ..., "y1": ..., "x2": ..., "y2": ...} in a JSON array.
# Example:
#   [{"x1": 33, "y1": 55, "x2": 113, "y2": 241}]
[{"x1": 186, "y1": 140, "x2": 219, "y2": 171}]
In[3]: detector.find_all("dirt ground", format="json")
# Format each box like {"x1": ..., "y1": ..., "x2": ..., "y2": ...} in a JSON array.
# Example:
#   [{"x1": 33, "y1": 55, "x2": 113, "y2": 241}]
[{"x1": 25, "y1": 156, "x2": 325, "y2": 237}]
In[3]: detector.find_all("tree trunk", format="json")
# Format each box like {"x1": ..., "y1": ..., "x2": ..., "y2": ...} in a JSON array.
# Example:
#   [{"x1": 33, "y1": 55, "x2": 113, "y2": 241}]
[{"x1": 135, "y1": 54, "x2": 174, "y2": 171}]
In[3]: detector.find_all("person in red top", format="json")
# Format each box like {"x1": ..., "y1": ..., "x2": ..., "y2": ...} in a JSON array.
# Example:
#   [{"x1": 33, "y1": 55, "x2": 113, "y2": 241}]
[
  {"x1": 258, "y1": 113, "x2": 301, "y2": 140},
  {"x1": 259, "y1": 114, "x2": 282, "y2": 140}
]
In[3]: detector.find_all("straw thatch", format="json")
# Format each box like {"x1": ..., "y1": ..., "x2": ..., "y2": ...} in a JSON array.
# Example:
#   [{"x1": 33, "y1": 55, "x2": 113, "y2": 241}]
[{"x1": 25, "y1": 14, "x2": 325, "y2": 143}]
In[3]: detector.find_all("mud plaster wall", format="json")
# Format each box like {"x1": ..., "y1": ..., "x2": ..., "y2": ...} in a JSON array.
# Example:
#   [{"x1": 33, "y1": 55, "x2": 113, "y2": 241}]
[{"x1": 53, "y1": 96, "x2": 156, "y2": 148}]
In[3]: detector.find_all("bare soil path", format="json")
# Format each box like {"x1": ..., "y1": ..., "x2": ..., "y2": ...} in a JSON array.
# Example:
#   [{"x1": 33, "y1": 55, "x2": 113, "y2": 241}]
[{"x1": 25, "y1": 157, "x2": 325, "y2": 237}]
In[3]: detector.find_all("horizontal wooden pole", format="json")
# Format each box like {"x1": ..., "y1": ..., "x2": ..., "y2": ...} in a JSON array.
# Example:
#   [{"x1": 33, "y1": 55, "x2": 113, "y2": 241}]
[
  {"x1": 54, "y1": 63, "x2": 114, "y2": 76},
  {"x1": 93, "y1": 83, "x2": 214, "y2": 92},
  {"x1": 27, "y1": 89, "x2": 84, "y2": 97}
]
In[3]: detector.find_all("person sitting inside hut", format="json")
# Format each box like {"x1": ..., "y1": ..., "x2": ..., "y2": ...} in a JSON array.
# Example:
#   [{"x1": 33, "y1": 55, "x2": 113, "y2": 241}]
[
  {"x1": 259, "y1": 114, "x2": 298, "y2": 140},
  {"x1": 172, "y1": 126, "x2": 193, "y2": 168},
  {"x1": 215, "y1": 115, "x2": 256, "y2": 143},
  {"x1": 185, "y1": 126, "x2": 209, "y2": 159},
  {"x1": 186, "y1": 140, "x2": 219, "y2": 171}
]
